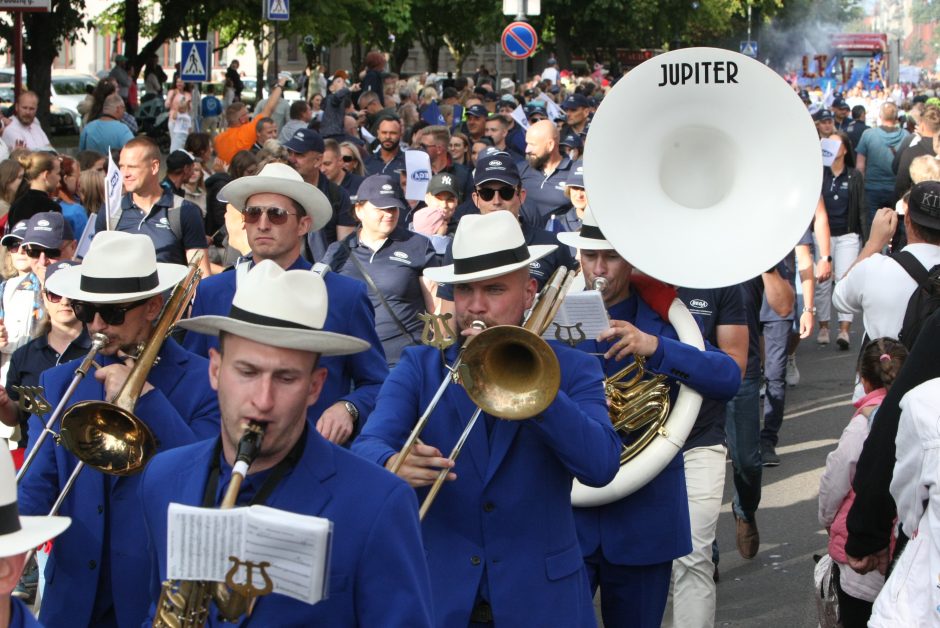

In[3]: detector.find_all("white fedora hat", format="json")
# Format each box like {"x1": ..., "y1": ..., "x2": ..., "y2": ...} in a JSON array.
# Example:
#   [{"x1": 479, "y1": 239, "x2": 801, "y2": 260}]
[
  {"x1": 177, "y1": 260, "x2": 370, "y2": 356},
  {"x1": 557, "y1": 207, "x2": 616, "y2": 251},
  {"x1": 0, "y1": 448, "x2": 69, "y2": 558},
  {"x1": 424, "y1": 211, "x2": 557, "y2": 284},
  {"x1": 219, "y1": 163, "x2": 333, "y2": 231},
  {"x1": 46, "y1": 231, "x2": 188, "y2": 304}
]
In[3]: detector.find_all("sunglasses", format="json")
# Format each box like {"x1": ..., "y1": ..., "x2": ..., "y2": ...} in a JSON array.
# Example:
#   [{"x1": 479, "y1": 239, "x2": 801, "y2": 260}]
[
  {"x1": 23, "y1": 246, "x2": 61, "y2": 259},
  {"x1": 43, "y1": 290, "x2": 64, "y2": 304},
  {"x1": 71, "y1": 298, "x2": 149, "y2": 325},
  {"x1": 476, "y1": 186, "x2": 517, "y2": 202},
  {"x1": 341, "y1": 155, "x2": 358, "y2": 163},
  {"x1": 241, "y1": 206, "x2": 298, "y2": 225}
]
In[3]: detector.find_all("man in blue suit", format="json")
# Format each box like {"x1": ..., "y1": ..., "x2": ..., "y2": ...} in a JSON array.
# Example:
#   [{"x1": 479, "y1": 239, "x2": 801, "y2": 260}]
[
  {"x1": 183, "y1": 162, "x2": 387, "y2": 444},
  {"x1": 353, "y1": 211, "x2": 621, "y2": 627},
  {"x1": 144, "y1": 260, "x2": 434, "y2": 626},
  {"x1": 557, "y1": 211, "x2": 741, "y2": 628},
  {"x1": 18, "y1": 232, "x2": 221, "y2": 628}
]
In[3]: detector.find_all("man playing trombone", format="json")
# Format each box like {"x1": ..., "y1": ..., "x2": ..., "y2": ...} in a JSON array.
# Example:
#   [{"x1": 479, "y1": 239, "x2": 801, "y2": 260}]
[
  {"x1": 557, "y1": 210, "x2": 741, "y2": 628},
  {"x1": 17, "y1": 231, "x2": 220, "y2": 628},
  {"x1": 143, "y1": 260, "x2": 434, "y2": 626},
  {"x1": 353, "y1": 211, "x2": 621, "y2": 627}
]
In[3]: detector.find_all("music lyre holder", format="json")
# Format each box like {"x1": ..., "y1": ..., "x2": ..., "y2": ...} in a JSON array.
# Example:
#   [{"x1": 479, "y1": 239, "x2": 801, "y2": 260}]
[
  {"x1": 12, "y1": 386, "x2": 51, "y2": 417},
  {"x1": 225, "y1": 555, "x2": 274, "y2": 615},
  {"x1": 552, "y1": 322, "x2": 587, "y2": 347}
]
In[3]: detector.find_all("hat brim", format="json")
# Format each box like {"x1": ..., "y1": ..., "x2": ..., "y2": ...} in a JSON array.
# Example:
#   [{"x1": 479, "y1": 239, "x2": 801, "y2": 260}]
[
  {"x1": 46, "y1": 263, "x2": 188, "y2": 304},
  {"x1": 0, "y1": 515, "x2": 70, "y2": 558},
  {"x1": 556, "y1": 231, "x2": 617, "y2": 250},
  {"x1": 176, "y1": 316, "x2": 371, "y2": 357},
  {"x1": 910, "y1": 211, "x2": 940, "y2": 231},
  {"x1": 220, "y1": 176, "x2": 333, "y2": 232},
  {"x1": 424, "y1": 244, "x2": 557, "y2": 284},
  {"x1": 0, "y1": 235, "x2": 23, "y2": 247}
]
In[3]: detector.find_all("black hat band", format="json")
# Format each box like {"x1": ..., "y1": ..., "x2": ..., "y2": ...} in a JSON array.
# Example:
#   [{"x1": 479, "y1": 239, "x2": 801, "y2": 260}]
[
  {"x1": 453, "y1": 243, "x2": 529, "y2": 275},
  {"x1": 80, "y1": 271, "x2": 159, "y2": 294},
  {"x1": 580, "y1": 225, "x2": 607, "y2": 241},
  {"x1": 0, "y1": 501, "x2": 22, "y2": 536},
  {"x1": 228, "y1": 305, "x2": 317, "y2": 331}
]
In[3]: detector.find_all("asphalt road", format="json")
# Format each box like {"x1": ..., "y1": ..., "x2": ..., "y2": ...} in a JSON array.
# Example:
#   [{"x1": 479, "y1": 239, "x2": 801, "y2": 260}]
[{"x1": 713, "y1": 327, "x2": 859, "y2": 627}]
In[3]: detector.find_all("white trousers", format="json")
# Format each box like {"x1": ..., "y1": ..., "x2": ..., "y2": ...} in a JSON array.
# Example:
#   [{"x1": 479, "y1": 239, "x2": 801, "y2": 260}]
[
  {"x1": 815, "y1": 232, "x2": 861, "y2": 325},
  {"x1": 662, "y1": 445, "x2": 727, "y2": 628}
]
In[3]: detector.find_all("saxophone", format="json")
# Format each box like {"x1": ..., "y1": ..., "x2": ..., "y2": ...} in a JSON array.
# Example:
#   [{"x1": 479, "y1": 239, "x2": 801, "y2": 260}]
[{"x1": 153, "y1": 422, "x2": 266, "y2": 628}]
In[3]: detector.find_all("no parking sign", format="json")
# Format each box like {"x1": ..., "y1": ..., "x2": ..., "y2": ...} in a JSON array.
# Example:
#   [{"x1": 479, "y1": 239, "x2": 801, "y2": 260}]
[{"x1": 501, "y1": 21, "x2": 538, "y2": 60}]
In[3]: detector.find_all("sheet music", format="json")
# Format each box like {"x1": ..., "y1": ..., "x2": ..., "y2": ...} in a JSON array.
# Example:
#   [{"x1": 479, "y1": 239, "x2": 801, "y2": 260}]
[
  {"x1": 166, "y1": 503, "x2": 333, "y2": 605},
  {"x1": 541, "y1": 290, "x2": 610, "y2": 344}
]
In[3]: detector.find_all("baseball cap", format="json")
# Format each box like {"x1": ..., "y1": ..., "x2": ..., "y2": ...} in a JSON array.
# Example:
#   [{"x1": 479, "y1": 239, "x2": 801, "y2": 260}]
[
  {"x1": 565, "y1": 162, "x2": 584, "y2": 188},
  {"x1": 474, "y1": 153, "x2": 521, "y2": 187},
  {"x1": 525, "y1": 102, "x2": 548, "y2": 119},
  {"x1": 908, "y1": 181, "x2": 940, "y2": 230},
  {"x1": 832, "y1": 98, "x2": 849, "y2": 110},
  {"x1": 44, "y1": 260, "x2": 79, "y2": 284},
  {"x1": 562, "y1": 93, "x2": 590, "y2": 110},
  {"x1": 483, "y1": 91, "x2": 499, "y2": 103},
  {"x1": 1, "y1": 220, "x2": 28, "y2": 248},
  {"x1": 466, "y1": 104, "x2": 489, "y2": 118},
  {"x1": 282, "y1": 128, "x2": 325, "y2": 154},
  {"x1": 798, "y1": 89, "x2": 811, "y2": 103},
  {"x1": 356, "y1": 174, "x2": 406, "y2": 211},
  {"x1": 165, "y1": 150, "x2": 195, "y2": 172},
  {"x1": 560, "y1": 133, "x2": 583, "y2": 150},
  {"x1": 427, "y1": 172, "x2": 459, "y2": 198},
  {"x1": 814, "y1": 109, "x2": 834, "y2": 122},
  {"x1": 22, "y1": 212, "x2": 74, "y2": 249}
]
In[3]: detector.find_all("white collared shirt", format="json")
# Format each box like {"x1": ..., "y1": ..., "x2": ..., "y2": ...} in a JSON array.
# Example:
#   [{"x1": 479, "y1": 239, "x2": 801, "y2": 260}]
[{"x1": 2, "y1": 116, "x2": 51, "y2": 151}]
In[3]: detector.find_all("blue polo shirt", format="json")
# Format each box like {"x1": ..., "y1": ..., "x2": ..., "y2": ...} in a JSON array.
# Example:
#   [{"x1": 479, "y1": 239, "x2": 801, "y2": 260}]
[
  {"x1": 822, "y1": 167, "x2": 851, "y2": 236},
  {"x1": 677, "y1": 285, "x2": 746, "y2": 450},
  {"x1": 366, "y1": 147, "x2": 406, "y2": 177},
  {"x1": 436, "y1": 218, "x2": 577, "y2": 301},
  {"x1": 518, "y1": 156, "x2": 575, "y2": 222},
  {"x1": 323, "y1": 228, "x2": 441, "y2": 367},
  {"x1": 6, "y1": 329, "x2": 92, "y2": 448},
  {"x1": 94, "y1": 189, "x2": 207, "y2": 265}
]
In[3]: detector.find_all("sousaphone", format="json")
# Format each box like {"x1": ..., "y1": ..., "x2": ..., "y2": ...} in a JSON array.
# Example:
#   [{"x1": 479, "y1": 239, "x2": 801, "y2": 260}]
[{"x1": 571, "y1": 47, "x2": 821, "y2": 507}]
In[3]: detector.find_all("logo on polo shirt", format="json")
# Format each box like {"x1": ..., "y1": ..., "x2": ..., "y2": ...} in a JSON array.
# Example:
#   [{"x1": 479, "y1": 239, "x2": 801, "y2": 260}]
[
  {"x1": 390, "y1": 251, "x2": 411, "y2": 265},
  {"x1": 156, "y1": 216, "x2": 171, "y2": 230},
  {"x1": 689, "y1": 298, "x2": 708, "y2": 309}
]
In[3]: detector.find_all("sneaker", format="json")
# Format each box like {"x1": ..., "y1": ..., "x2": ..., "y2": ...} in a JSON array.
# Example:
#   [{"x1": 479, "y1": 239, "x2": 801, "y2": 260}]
[
  {"x1": 761, "y1": 442, "x2": 780, "y2": 467},
  {"x1": 837, "y1": 330, "x2": 850, "y2": 351},
  {"x1": 734, "y1": 513, "x2": 760, "y2": 559},
  {"x1": 785, "y1": 355, "x2": 800, "y2": 387},
  {"x1": 817, "y1": 327, "x2": 830, "y2": 345}
]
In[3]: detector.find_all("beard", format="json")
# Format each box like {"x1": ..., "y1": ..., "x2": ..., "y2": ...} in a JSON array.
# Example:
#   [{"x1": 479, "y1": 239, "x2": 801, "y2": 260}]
[{"x1": 526, "y1": 151, "x2": 549, "y2": 170}]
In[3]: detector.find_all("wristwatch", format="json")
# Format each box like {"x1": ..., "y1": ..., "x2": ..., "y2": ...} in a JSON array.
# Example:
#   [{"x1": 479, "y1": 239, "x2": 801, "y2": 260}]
[
  {"x1": 343, "y1": 401, "x2": 360, "y2": 423},
  {"x1": 803, "y1": 306, "x2": 817, "y2": 315},
  {"x1": 820, "y1": 255, "x2": 832, "y2": 262}
]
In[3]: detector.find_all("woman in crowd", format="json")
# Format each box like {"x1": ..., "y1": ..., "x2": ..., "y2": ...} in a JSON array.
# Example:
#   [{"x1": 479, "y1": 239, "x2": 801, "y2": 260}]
[
  {"x1": 55, "y1": 157, "x2": 88, "y2": 238},
  {"x1": 0, "y1": 160, "x2": 25, "y2": 231},
  {"x1": 8, "y1": 152, "x2": 61, "y2": 226},
  {"x1": 0, "y1": 222, "x2": 41, "y2": 385},
  {"x1": 818, "y1": 338, "x2": 907, "y2": 628},
  {"x1": 448, "y1": 132, "x2": 471, "y2": 166}
]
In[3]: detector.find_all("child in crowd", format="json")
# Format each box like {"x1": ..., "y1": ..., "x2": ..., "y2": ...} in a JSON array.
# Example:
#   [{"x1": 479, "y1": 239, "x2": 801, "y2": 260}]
[
  {"x1": 818, "y1": 337, "x2": 907, "y2": 628},
  {"x1": 168, "y1": 97, "x2": 193, "y2": 153}
]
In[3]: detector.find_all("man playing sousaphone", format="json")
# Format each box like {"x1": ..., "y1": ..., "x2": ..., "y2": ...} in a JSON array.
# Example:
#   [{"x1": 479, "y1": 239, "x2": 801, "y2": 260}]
[
  {"x1": 144, "y1": 260, "x2": 434, "y2": 625},
  {"x1": 353, "y1": 211, "x2": 621, "y2": 627},
  {"x1": 17, "y1": 231, "x2": 220, "y2": 628},
  {"x1": 557, "y1": 209, "x2": 741, "y2": 628}
]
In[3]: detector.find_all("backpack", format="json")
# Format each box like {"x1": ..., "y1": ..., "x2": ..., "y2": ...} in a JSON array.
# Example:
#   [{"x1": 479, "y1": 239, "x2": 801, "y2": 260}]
[
  {"x1": 893, "y1": 250, "x2": 940, "y2": 349},
  {"x1": 109, "y1": 194, "x2": 184, "y2": 242}
]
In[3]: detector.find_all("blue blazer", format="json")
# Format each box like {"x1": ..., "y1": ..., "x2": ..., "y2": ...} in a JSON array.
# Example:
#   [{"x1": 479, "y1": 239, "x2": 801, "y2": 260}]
[
  {"x1": 353, "y1": 342, "x2": 621, "y2": 627},
  {"x1": 183, "y1": 257, "x2": 388, "y2": 426},
  {"x1": 139, "y1": 427, "x2": 435, "y2": 627},
  {"x1": 573, "y1": 295, "x2": 741, "y2": 566},
  {"x1": 18, "y1": 340, "x2": 220, "y2": 628},
  {"x1": 10, "y1": 597, "x2": 42, "y2": 628}
]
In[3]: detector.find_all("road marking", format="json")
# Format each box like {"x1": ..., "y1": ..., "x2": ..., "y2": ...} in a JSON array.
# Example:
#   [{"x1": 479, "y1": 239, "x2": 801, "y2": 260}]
[{"x1": 784, "y1": 396, "x2": 853, "y2": 420}]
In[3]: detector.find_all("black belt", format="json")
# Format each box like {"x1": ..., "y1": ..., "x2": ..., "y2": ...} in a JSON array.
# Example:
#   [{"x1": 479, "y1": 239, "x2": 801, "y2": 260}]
[{"x1": 469, "y1": 600, "x2": 493, "y2": 623}]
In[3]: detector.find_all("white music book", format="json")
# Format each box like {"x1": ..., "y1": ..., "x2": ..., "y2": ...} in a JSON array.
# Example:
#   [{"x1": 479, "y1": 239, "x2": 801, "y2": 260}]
[
  {"x1": 166, "y1": 503, "x2": 333, "y2": 605},
  {"x1": 540, "y1": 289, "x2": 610, "y2": 345}
]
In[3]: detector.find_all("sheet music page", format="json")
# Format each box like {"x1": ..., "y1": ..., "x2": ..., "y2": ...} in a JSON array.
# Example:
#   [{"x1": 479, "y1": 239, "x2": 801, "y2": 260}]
[
  {"x1": 166, "y1": 503, "x2": 245, "y2": 582},
  {"x1": 244, "y1": 505, "x2": 333, "y2": 605},
  {"x1": 541, "y1": 290, "x2": 611, "y2": 344}
]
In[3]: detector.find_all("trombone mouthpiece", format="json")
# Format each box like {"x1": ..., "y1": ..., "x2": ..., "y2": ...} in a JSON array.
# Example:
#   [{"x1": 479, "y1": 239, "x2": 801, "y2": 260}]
[
  {"x1": 91, "y1": 333, "x2": 110, "y2": 348},
  {"x1": 470, "y1": 320, "x2": 486, "y2": 331},
  {"x1": 593, "y1": 277, "x2": 609, "y2": 293}
]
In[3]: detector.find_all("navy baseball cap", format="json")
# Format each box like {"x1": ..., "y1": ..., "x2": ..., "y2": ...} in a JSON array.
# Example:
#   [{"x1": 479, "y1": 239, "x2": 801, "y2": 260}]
[
  {"x1": 908, "y1": 181, "x2": 940, "y2": 230},
  {"x1": 474, "y1": 153, "x2": 521, "y2": 187},
  {"x1": 466, "y1": 104, "x2": 489, "y2": 118},
  {"x1": 22, "y1": 212, "x2": 74, "y2": 249},
  {"x1": 44, "y1": 259, "x2": 79, "y2": 284},
  {"x1": 525, "y1": 102, "x2": 548, "y2": 119},
  {"x1": 560, "y1": 132, "x2": 583, "y2": 150},
  {"x1": 357, "y1": 174, "x2": 406, "y2": 210},
  {"x1": 562, "y1": 93, "x2": 590, "y2": 110},
  {"x1": 798, "y1": 89, "x2": 811, "y2": 103},
  {"x1": 1, "y1": 220, "x2": 28, "y2": 248},
  {"x1": 282, "y1": 128, "x2": 325, "y2": 154},
  {"x1": 814, "y1": 109, "x2": 834, "y2": 122},
  {"x1": 564, "y1": 161, "x2": 584, "y2": 188},
  {"x1": 832, "y1": 98, "x2": 849, "y2": 110},
  {"x1": 483, "y1": 91, "x2": 499, "y2": 102}
]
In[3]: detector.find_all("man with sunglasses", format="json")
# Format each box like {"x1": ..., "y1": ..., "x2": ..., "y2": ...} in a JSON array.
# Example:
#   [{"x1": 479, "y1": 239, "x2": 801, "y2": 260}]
[
  {"x1": 184, "y1": 163, "x2": 387, "y2": 446},
  {"x1": 17, "y1": 231, "x2": 221, "y2": 628},
  {"x1": 438, "y1": 153, "x2": 575, "y2": 309},
  {"x1": 20, "y1": 212, "x2": 76, "y2": 283}
]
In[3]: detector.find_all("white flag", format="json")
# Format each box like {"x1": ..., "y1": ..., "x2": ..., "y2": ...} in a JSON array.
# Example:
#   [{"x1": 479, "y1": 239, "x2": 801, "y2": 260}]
[
  {"x1": 511, "y1": 105, "x2": 529, "y2": 130},
  {"x1": 104, "y1": 152, "x2": 123, "y2": 231},
  {"x1": 404, "y1": 150, "x2": 431, "y2": 201}
]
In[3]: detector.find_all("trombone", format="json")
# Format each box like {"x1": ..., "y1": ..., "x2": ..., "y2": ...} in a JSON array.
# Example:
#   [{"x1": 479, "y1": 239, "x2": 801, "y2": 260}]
[
  {"x1": 21, "y1": 253, "x2": 203, "y2": 558},
  {"x1": 394, "y1": 267, "x2": 578, "y2": 519}
]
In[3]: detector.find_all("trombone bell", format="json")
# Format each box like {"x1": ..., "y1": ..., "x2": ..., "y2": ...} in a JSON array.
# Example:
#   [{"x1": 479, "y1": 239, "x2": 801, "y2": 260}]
[{"x1": 58, "y1": 401, "x2": 156, "y2": 476}]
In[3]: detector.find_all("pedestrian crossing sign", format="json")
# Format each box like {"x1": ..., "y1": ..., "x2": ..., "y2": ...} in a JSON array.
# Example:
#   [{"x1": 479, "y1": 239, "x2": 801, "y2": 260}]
[
  {"x1": 264, "y1": 0, "x2": 289, "y2": 20},
  {"x1": 180, "y1": 41, "x2": 210, "y2": 82}
]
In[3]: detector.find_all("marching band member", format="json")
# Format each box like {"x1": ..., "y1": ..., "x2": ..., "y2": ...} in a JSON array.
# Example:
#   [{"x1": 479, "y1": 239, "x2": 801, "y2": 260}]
[
  {"x1": 143, "y1": 260, "x2": 434, "y2": 626},
  {"x1": 18, "y1": 232, "x2": 220, "y2": 628},
  {"x1": 557, "y1": 210, "x2": 741, "y2": 628},
  {"x1": 183, "y1": 163, "x2": 387, "y2": 444},
  {"x1": 353, "y1": 211, "x2": 621, "y2": 627}
]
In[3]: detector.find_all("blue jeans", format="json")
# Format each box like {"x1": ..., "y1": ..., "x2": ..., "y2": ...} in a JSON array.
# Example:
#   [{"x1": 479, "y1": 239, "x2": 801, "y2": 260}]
[
  {"x1": 724, "y1": 376, "x2": 762, "y2": 521},
  {"x1": 865, "y1": 187, "x2": 896, "y2": 230},
  {"x1": 760, "y1": 320, "x2": 790, "y2": 447}
]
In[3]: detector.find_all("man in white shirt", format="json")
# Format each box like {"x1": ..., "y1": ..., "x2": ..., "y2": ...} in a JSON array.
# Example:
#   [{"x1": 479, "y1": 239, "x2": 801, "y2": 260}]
[
  {"x1": 541, "y1": 58, "x2": 560, "y2": 85},
  {"x1": 834, "y1": 180, "x2": 940, "y2": 340},
  {"x1": 2, "y1": 91, "x2": 51, "y2": 151}
]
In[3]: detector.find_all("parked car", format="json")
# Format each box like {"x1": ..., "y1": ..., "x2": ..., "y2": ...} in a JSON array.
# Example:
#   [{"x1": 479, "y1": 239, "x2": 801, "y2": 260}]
[{"x1": 0, "y1": 68, "x2": 93, "y2": 134}]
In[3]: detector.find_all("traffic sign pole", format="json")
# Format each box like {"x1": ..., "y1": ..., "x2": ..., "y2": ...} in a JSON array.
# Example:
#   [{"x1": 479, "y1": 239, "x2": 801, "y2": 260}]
[{"x1": 515, "y1": 2, "x2": 527, "y2": 84}]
